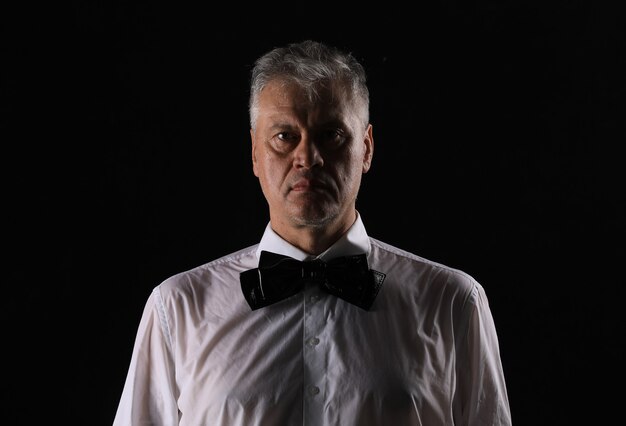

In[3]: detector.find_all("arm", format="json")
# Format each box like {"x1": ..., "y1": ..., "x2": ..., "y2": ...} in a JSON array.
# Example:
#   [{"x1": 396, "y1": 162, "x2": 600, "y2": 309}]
[
  {"x1": 453, "y1": 283, "x2": 512, "y2": 426},
  {"x1": 113, "y1": 287, "x2": 179, "y2": 426}
]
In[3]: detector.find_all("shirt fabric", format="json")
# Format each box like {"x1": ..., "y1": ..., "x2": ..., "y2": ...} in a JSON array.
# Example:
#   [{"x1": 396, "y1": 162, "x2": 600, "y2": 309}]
[{"x1": 113, "y1": 214, "x2": 512, "y2": 425}]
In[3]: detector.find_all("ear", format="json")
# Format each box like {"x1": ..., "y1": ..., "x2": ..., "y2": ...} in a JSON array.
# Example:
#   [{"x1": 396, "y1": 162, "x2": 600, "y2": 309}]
[
  {"x1": 250, "y1": 128, "x2": 260, "y2": 177},
  {"x1": 362, "y1": 124, "x2": 374, "y2": 173}
]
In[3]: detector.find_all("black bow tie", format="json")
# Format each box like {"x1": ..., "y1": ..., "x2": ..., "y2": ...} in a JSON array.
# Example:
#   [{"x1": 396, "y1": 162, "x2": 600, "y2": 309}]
[{"x1": 240, "y1": 250, "x2": 385, "y2": 311}]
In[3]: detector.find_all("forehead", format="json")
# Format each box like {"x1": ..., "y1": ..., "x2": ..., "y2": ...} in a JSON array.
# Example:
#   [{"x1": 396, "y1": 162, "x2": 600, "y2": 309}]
[{"x1": 257, "y1": 79, "x2": 353, "y2": 120}]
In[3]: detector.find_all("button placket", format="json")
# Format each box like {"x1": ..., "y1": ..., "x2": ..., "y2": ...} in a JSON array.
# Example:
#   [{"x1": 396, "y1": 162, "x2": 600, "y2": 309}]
[
  {"x1": 307, "y1": 337, "x2": 320, "y2": 347},
  {"x1": 303, "y1": 284, "x2": 325, "y2": 421}
]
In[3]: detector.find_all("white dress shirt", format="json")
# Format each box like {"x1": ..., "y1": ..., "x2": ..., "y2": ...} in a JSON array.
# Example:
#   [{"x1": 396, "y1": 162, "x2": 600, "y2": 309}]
[{"x1": 113, "y1": 214, "x2": 511, "y2": 425}]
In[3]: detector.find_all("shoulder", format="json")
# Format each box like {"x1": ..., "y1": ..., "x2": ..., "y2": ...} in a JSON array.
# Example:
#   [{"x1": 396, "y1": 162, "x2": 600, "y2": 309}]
[
  {"x1": 156, "y1": 244, "x2": 259, "y2": 299},
  {"x1": 369, "y1": 237, "x2": 480, "y2": 301}
]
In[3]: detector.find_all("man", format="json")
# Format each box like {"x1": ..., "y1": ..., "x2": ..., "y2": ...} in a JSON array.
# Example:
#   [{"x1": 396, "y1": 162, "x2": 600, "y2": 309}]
[{"x1": 113, "y1": 40, "x2": 512, "y2": 425}]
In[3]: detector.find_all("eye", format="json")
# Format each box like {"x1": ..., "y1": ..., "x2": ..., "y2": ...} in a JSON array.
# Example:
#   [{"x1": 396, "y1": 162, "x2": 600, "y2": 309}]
[
  {"x1": 276, "y1": 132, "x2": 300, "y2": 144},
  {"x1": 319, "y1": 128, "x2": 346, "y2": 146},
  {"x1": 269, "y1": 131, "x2": 300, "y2": 153}
]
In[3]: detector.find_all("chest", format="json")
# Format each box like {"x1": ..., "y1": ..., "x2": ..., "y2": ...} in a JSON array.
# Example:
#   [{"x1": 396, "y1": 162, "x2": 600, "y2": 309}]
[{"x1": 174, "y1": 286, "x2": 457, "y2": 425}]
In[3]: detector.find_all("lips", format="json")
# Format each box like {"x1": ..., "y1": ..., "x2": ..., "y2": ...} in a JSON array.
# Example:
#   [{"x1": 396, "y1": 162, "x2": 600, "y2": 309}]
[
  {"x1": 291, "y1": 179, "x2": 317, "y2": 191},
  {"x1": 290, "y1": 176, "x2": 328, "y2": 192}
]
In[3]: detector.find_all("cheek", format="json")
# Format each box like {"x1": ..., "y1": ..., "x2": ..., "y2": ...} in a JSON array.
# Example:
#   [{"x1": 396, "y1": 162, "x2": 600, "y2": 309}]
[
  {"x1": 340, "y1": 153, "x2": 365, "y2": 179},
  {"x1": 258, "y1": 156, "x2": 288, "y2": 189},
  {"x1": 335, "y1": 163, "x2": 361, "y2": 188}
]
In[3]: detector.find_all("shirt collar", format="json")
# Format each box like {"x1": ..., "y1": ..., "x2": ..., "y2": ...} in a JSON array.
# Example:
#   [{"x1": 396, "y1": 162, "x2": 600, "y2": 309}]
[{"x1": 256, "y1": 211, "x2": 371, "y2": 262}]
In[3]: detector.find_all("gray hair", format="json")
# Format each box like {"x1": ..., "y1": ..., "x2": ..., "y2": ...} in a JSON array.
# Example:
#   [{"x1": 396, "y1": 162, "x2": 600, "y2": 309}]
[{"x1": 248, "y1": 40, "x2": 370, "y2": 130}]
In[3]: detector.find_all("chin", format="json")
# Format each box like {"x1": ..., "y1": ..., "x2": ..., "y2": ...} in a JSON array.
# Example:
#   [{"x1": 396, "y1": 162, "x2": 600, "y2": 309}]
[{"x1": 296, "y1": 210, "x2": 341, "y2": 228}]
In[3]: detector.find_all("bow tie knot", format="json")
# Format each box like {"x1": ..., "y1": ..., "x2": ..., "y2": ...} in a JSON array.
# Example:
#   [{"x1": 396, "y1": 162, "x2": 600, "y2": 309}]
[
  {"x1": 301, "y1": 259, "x2": 326, "y2": 281},
  {"x1": 240, "y1": 251, "x2": 385, "y2": 311}
]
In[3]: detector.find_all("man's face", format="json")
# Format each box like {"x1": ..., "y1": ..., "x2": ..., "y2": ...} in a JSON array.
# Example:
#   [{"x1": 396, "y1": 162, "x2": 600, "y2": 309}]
[{"x1": 250, "y1": 79, "x2": 373, "y2": 232}]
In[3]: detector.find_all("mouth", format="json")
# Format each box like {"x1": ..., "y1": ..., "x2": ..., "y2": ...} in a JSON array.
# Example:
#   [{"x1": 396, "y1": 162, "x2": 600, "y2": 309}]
[{"x1": 290, "y1": 177, "x2": 328, "y2": 193}]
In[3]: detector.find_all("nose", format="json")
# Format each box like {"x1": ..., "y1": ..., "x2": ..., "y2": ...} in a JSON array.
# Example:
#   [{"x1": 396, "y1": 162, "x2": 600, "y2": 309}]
[{"x1": 293, "y1": 135, "x2": 324, "y2": 169}]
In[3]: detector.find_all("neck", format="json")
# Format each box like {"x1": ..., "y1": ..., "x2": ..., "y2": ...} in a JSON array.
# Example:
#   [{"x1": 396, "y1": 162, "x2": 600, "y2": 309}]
[{"x1": 271, "y1": 210, "x2": 357, "y2": 256}]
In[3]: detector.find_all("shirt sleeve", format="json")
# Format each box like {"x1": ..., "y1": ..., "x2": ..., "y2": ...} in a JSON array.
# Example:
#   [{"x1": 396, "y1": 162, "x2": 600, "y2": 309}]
[
  {"x1": 453, "y1": 282, "x2": 512, "y2": 426},
  {"x1": 113, "y1": 287, "x2": 179, "y2": 426}
]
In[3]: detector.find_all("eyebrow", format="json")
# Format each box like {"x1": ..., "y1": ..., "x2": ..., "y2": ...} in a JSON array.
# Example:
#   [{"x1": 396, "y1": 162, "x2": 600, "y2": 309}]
[
  {"x1": 266, "y1": 113, "x2": 350, "y2": 134},
  {"x1": 268, "y1": 122, "x2": 298, "y2": 132}
]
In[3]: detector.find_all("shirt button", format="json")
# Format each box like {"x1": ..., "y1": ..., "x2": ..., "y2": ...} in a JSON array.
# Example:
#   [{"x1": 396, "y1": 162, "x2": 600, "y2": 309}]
[
  {"x1": 307, "y1": 337, "x2": 320, "y2": 347},
  {"x1": 308, "y1": 386, "x2": 320, "y2": 396}
]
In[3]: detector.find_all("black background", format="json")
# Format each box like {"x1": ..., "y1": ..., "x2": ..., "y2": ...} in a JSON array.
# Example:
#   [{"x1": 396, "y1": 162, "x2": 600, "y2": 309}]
[{"x1": 3, "y1": 1, "x2": 624, "y2": 425}]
